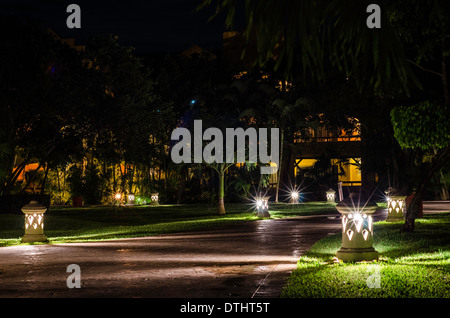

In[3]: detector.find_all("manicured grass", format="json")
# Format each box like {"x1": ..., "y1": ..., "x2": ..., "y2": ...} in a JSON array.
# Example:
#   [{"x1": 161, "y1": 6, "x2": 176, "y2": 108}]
[
  {"x1": 0, "y1": 201, "x2": 337, "y2": 246},
  {"x1": 281, "y1": 212, "x2": 450, "y2": 298}
]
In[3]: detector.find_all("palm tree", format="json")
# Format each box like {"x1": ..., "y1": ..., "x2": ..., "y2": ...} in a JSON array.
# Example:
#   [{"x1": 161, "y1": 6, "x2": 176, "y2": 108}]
[{"x1": 198, "y1": 0, "x2": 419, "y2": 93}]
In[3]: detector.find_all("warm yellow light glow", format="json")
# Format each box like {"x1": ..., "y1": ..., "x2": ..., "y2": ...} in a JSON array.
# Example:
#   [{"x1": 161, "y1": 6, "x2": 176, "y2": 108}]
[
  {"x1": 386, "y1": 196, "x2": 406, "y2": 222},
  {"x1": 268, "y1": 162, "x2": 278, "y2": 185},
  {"x1": 294, "y1": 159, "x2": 317, "y2": 176},
  {"x1": 26, "y1": 213, "x2": 44, "y2": 230},
  {"x1": 331, "y1": 158, "x2": 362, "y2": 186},
  {"x1": 326, "y1": 189, "x2": 336, "y2": 202},
  {"x1": 115, "y1": 193, "x2": 122, "y2": 200},
  {"x1": 354, "y1": 214, "x2": 363, "y2": 233},
  {"x1": 347, "y1": 229, "x2": 354, "y2": 240},
  {"x1": 21, "y1": 201, "x2": 47, "y2": 243},
  {"x1": 342, "y1": 215, "x2": 347, "y2": 231},
  {"x1": 388, "y1": 198, "x2": 405, "y2": 214},
  {"x1": 362, "y1": 229, "x2": 369, "y2": 240},
  {"x1": 294, "y1": 117, "x2": 361, "y2": 143}
]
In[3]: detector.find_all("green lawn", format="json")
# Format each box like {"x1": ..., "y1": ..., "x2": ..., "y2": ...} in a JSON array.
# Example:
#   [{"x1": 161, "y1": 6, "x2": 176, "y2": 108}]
[
  {"x1": 0, "y1": 201, "x2": 337, "y2": 246},
  {"x1": 281, "y1": 212, "x2": 450, "y2": 298}
]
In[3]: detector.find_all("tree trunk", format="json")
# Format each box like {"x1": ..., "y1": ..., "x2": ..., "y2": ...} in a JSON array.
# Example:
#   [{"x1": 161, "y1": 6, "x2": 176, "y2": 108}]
[
  {"x1": 63, "y1": 164, "x2": 67, "y2": 204},
  {"x1": 275, "y1": 129, "x2": 284, "y2": 202},
  {"x1": 441, "y1": 48, "x2": 449, "y2": 107},
  {"x1": 40, "y1": 163, "x2": 50, "y2": 197},
  {"x1": 439, "y1": 169, "x2": 449, "y2": 200},
  {"x1": 56, "y1": 166, "x2": 61, "y2": 204},
  {"x1": 177, "y1": 165, "x2": 187, "y2": 204},
  {"x1": 218, "y1": 169, "x2": 226, "y2": 215},
  {"x1": 402, "y1": 147, "x2": 450, "y2": 232},
  {"x1": 3, "y1": 158, "x2": 30, "y2": 195},
  {"x1": 402, "y1": 186, "x2": 424, "y2": 232},
  {"x1": 113, "y1": 163, "x2": 116, "y2": 193}
]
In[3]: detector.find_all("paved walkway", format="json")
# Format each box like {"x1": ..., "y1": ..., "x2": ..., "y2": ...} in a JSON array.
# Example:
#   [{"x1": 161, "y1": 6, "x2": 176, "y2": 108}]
[
  {"x1": 423, "y1": 200, "x2": 450, "y2": 214},
  {"x1": 0, "y1": 213, "x2": 349, "y2": 298}
]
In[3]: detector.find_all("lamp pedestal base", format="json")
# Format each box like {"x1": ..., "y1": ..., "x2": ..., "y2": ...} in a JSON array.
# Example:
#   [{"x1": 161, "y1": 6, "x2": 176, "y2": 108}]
[
  {"x1": 21, "y1": 234, "x2": 47, "y2": 243},
  {"x1": 256, "y1": 211, "x2": 270, "y2": 218},
  {"x1": 336, "y1": 247, "x2": 378, "y2": 262}
]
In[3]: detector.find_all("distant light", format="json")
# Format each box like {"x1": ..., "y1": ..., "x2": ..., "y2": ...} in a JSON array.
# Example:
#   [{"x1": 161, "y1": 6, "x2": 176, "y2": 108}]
[
  {"x1": 290, "y1": 191, "x2": 300, "y2": 204},
  {"x1": 150, "y1": 193, "x2": 159, "y2": 206},
  {"x1": 115, "y1": 193, "x2": 122, "y2": 200},
  {"x1": 255, "y1": 197, "x2": 269, "y2": 216},
  {"x1": 326, "y1": 189, "x2": 336, "y2": 202},
  {"x1": 190, "y1": 99, "x2": 196, "y2": 105}
]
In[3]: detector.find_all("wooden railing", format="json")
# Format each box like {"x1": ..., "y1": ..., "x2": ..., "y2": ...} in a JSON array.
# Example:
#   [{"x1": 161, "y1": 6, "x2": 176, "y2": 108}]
[{"x1": 294, "y1": 136, "x2": 361, "y2": 143}]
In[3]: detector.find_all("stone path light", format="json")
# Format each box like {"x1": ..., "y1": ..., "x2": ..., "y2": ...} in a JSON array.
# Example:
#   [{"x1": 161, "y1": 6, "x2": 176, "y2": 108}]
[
  {"x1": 335, "y1": 193, "x2": 379, "y2": 262},
  {"x1": 290, "y1": 191, "x2": 299, "y2": 204},
  {"x1": 255, "y1": 196, "x2": 270, "y2": 218},
  {"x1": 150, "y1": 193, "x2": 159, "y2": 206},
  {"x1": 385, "y1": 187, "x2": 406, "y2": 222},
  {"x1": 21, "y1": 201, "x2": 47, "y2": 243},
  {"x1": 326, "y1": 188, "x2": 336, "y2": 202},
  {"x1": 127, "y1": 194, "x2": 135, "y2": 205}
]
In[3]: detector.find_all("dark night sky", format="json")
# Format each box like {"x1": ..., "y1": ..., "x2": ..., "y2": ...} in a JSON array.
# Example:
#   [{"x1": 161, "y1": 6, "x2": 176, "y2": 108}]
[{"x1": 0, "y1": 0, "x2": 228, "y2": 53}]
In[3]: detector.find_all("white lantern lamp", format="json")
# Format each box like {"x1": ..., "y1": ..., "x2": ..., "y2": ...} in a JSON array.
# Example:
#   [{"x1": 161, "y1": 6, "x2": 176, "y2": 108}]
[
  {"x1": 326, "y1": 188, "x2": 336, "y2": 202},
  {"x1": 384, "y1": 187, "x2": 406, "y2": 222},
  {"x1": 255, "y1": 196, "x2": 270, "y2": 218},
  {"x1": 150, "y1": 193, "x2": 159, "y2": 206},
  {"x1": 21, "y1": 201, "x2": 47, "y2": 243},
  {"x1": 290, "y1": 191, "x2": 299, "y2": 204},
  {"x1": 335, "y1": 193, "x2": 379, "y2": 262}
]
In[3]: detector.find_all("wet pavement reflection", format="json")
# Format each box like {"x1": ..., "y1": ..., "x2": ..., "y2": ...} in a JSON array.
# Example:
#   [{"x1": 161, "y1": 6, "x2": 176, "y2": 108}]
[{"x1": 0, "y1": 211, "x2": 388, "y2": 298}]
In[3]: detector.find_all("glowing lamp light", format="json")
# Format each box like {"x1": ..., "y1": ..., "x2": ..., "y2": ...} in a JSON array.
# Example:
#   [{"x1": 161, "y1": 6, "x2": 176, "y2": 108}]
[
  {"x1": 335, "y1": 192, "x2": 379, "y2": 262},
  {"x1": 21, "y1": 201, "x2": 47, "y2": 243},
  {"x1": 326, "y1": 188, "x2": 336, "y2": 202},
  {"x1": 255, "y1": 196, "x2": 270, "y2": 218},
  {"x1": 115, "y1": 193, "x2": 122, "y2": 200},
  {"x1": 290, "y1": 191, "x2": 299, "y2": 204}
]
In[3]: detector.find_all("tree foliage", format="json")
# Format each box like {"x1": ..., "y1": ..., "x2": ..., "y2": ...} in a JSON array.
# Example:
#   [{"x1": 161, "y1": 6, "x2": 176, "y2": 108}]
[
  {"x1": 0, "y1": 15, "x2": 87, "y2": 195},
  {"x1": 199, "y1": 0, "x2": 420, "y2": 92},
  {"x1": 391, "y1": 101, "x2": 450, "y2": 151}
]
